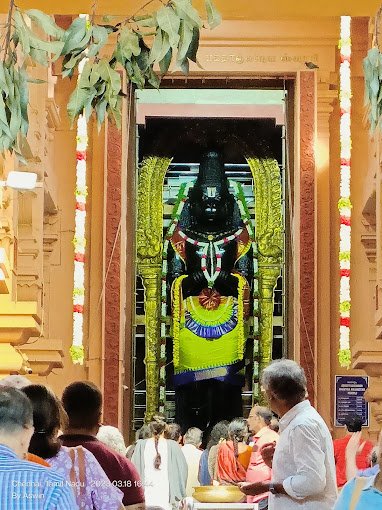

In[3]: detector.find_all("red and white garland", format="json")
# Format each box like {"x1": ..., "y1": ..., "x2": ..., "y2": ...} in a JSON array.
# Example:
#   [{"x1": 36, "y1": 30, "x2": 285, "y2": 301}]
[
  {"x1": 178, "y1": 228, "x2": 243, "y2": 288},
  {"x1": 338, "y1": 15, "x2": 352, "y2": 368},
  {"x1": 71, "y1": 19, "x2": 88, "y2": 365}
]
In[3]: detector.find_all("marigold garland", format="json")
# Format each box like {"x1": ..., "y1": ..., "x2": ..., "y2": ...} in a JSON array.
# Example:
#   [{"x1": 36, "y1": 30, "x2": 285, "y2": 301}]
[
  {"x1": 172, "y1": 275, "x2": 187, "y2": 369},
  {"x1": 233, "y1": 273, "x2": 246, "y2": 360},
  {"x1": 338, "y1": 15, "x2": 352, "y2": 368}
]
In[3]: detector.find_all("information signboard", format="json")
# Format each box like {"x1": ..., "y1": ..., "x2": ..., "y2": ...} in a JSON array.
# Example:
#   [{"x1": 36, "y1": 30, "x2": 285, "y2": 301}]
[{"x1": 335, "y1": 375, "x2": 369, "y2": 427}]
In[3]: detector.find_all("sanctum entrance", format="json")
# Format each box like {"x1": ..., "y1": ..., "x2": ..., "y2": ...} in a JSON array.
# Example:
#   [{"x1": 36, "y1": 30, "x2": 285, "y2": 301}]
[{"x1": 132, "y1": 82, "x2": 290, "y2": 432}]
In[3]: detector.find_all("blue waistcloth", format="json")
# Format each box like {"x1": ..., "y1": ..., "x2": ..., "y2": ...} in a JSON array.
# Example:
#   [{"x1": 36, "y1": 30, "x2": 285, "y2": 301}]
[
  {"x1": 173, "y1": 360, "x2": 245, "y2": 387},
  {"x1": 334, "y1": 475, "x2": 382, "y2": 510},
  {"x1": 198, "y1": 449, "x2": 211, "y2": 486},
  {"x1": 0, "y1": 443, "x2": 78, "y2": 510}
]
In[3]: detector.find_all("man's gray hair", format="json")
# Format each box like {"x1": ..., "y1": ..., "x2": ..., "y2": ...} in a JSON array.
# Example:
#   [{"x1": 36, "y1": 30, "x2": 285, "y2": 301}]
[
  {"x1": 184, "y1": 427, "x2": 203, "y2": 446},
  {"x1": 0, "y1": 387, "x2": 33, "y2": 433},
  {"x1": 0, "y1": 375, "x2": 31, "y2": 389},
  {"x1": 261, "y1": 359, "x2": 307, "y2": 402},
  {"x1": 254, "y1": 406, "x2": 273, "y2": 426}
]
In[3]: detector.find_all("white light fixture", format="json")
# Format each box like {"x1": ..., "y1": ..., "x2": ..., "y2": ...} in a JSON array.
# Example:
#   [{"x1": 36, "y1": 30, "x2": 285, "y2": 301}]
[{"x1": 2, "y1": 171, "x2": 38, "y2": 190}]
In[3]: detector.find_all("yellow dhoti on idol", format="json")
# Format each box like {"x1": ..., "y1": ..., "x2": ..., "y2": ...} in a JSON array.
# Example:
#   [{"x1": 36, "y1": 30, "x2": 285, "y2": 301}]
[{"x1": 172, "y1": 274, "x2": 248, "y2": 386}]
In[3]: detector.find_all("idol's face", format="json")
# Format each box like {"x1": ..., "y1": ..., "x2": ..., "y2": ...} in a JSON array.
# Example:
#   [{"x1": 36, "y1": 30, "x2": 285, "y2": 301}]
[{"x1": 191, "y1": 187, "x2": 231, "y2": 225}]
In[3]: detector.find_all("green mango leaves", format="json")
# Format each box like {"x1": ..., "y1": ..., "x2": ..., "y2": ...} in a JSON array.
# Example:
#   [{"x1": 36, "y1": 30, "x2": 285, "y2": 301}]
[{"x1": 0, "y1": 0, "x2": 221, "y2": 156}]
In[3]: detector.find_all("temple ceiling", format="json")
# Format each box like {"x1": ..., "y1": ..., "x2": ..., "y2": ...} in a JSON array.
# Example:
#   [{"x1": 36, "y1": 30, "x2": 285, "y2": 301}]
[{"x1": 6, "y1": 0, "x2": 381, "y2": 17}]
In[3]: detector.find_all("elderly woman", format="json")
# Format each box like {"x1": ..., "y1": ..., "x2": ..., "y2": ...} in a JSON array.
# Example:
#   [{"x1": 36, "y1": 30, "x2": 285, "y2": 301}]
[
  {"x1": 97, "y1": 425, "x2": 127, "y2": 456},
  {"x1": 198, "y1": 420, "x2": 229, "y2": 485},
  {"x1": 216, "y1": 417, "x2": 252, "y2": 484},
  {"x1": 334, "y1": 432, "x2": 382, "y2": 509}
]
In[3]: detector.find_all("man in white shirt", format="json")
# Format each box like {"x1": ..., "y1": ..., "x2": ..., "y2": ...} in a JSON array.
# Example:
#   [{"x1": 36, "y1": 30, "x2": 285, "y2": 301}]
[
  {"x1": 240, "y1": 359, "x2": 337, "y2": 510},
  {"x1": 182, "y1": 427, "x2": 203, "y2": 497}
]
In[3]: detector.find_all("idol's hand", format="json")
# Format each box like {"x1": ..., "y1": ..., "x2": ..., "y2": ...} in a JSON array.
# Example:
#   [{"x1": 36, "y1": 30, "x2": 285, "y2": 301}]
[
  {"x1": 215, "y1": 270, "x2": 238, "y2": 297},
  {"x1": 182, "y1": 270, "x2": 207, "y2": 296}
]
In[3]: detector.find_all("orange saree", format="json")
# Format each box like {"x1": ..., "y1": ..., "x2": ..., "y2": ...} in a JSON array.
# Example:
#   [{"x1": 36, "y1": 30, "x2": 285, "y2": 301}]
[{"x1": 216, "y1": 440, "x2": 251, "y2": 484}]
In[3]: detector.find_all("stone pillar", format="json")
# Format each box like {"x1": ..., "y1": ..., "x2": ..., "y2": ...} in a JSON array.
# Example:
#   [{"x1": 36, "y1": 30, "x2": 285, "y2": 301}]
[
  {"x1": 298, "y1": 71, "x2": 316, "y2": 403},
  {"x1": 103, "y1": 122, "x2": 122, "y2": 426},
  {"x1": 354, "y1": 133, "x2": 382, "y2": 431},
  {"x1": 349, "y1": 18, "x2": 381, "y2": 438},
  {"x1": 140, "y1": 267, "x2": 161, "y2": 421},
  {"x1": 316, "y1": 82, "x2": 336, "y2": 425}
]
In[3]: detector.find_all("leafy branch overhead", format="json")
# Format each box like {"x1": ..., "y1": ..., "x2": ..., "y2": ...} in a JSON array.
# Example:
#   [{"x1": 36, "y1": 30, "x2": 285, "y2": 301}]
[
  {"x1": 363, "y1": 47, "x2": 382, "y2": 132},
  {"x1": 0, "y1": 0, "x2": 221, "y2": 156}
]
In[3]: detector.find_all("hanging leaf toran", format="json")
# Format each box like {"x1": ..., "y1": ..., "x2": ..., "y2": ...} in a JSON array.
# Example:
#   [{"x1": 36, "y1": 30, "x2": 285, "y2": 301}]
[{"x1": 0, "y1": 0, "x2": 221, "y2": 158}]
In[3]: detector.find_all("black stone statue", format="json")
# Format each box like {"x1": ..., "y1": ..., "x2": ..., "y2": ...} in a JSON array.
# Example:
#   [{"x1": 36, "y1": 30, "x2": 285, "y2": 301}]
[{"x1": 167, "y1": 151, "x2": 254, "y2": 433}]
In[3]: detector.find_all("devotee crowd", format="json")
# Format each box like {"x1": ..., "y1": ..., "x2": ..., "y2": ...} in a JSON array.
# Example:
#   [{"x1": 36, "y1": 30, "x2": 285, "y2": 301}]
[{"x1": 0, "y1": 359, "x2": 381, "y2": 509}]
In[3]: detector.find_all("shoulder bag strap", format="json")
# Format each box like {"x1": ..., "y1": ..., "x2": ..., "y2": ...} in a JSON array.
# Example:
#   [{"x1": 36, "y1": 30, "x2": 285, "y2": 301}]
[
  {"x1": 68, "y1": 448, "x2": 77, "y2": 486},
  {"x1": 349, "y1": 477, "x2": 367, "y2": 510},
  {"x1": 76, "y1": 446, "x2": 86, "y2": 502}
]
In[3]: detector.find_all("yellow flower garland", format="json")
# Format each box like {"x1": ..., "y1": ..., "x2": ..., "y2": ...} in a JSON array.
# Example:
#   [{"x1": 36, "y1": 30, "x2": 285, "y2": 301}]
[
  {"x1": 234, "y1": 273, "x2": 246, "y2": 360},
  {"x1": 172, "y1": 275, "x2": 187, "y2": 368}
]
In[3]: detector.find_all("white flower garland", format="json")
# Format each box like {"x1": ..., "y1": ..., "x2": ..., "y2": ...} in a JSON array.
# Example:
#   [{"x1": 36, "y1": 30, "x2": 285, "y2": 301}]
[{"x1": 338, "y1": 15, "x2": 352, "y2": 368}]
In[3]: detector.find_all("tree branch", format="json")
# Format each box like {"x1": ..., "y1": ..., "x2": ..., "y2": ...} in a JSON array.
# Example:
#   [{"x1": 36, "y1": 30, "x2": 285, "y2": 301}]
[{"x1": 2, "y1": 0, "x2": 15, "y2": 62}]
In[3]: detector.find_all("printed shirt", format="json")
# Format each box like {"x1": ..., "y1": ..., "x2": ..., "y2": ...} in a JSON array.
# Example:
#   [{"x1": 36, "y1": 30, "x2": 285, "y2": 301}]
[
  {"x1": 246, "y1": 425, "x2": 279, "y2": 503},
  {"x1": 269, "y1": 400, "x2": 338, "y2": 510},
  {"x1": 334, "y1": 475, "x2": 382, "y2": 509},
  {"x1": 333, "y1": 434, "x2": 374, "y2": 487},
  {"x1": 0, "y1": 443, "x2": 78, "y2": 510},
  {"x1": 47, "y1": 446, "x2": 124, "y2": 510},
  {"x1": 60, "y1": 434, "x2": 144, "y2": 506}
]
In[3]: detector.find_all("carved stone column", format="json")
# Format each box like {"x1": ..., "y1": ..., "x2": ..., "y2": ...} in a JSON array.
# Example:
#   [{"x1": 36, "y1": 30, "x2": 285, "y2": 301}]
[
  {"x1": 316, "y1": 82, "x2": 336, "y2": 423},
  {"x1": 140, "y1": 267, "x2": 161, "y2": 420},
  {"x1": 354, "y1": 135, "x2": 382, "y2": 431},
  {"x1": 103, "y1": 122, "x2": 122, "y2": 426},
  {"x1": 350, "y1": 18, "x2": 381, "y2": 436},
  {"x1": 299, "y1": 71, "x2": 316, "y2": 402},
  {"x1": 258, "y1": 265, "x2": 282, "y2": 371},
  {"x1": 136, "y1": 156, "x2": 171, "y2": 421}
]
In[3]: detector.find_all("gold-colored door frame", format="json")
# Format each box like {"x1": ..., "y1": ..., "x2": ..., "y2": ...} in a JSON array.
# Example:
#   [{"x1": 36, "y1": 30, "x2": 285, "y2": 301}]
[
  {"x1": 136, "y1": 156, "x2": 171, "y2": 421},
  {"x1": 247, "y1": 157, "x2": 283, "y2": 374},
  {"x1": 137, "y1": 155, "x2": 282, "y2": 419}
]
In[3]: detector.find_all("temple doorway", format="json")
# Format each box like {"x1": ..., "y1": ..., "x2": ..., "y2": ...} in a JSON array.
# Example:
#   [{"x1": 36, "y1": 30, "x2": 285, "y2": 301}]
[{"x1": 133, "y1": 83, "x2": 290, "y2": 431}]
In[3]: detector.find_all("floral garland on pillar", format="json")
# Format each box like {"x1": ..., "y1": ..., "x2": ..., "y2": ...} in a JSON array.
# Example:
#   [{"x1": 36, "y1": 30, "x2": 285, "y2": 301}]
[
  {"x1": 70, "y1": 15, "x2": 89, "y2": 365},
  {"x1": 338, "y1": 15, "x2": 352, "y2": 368}
]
